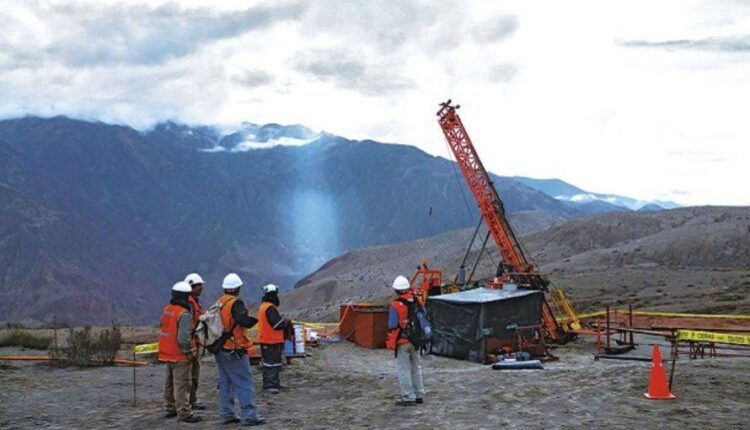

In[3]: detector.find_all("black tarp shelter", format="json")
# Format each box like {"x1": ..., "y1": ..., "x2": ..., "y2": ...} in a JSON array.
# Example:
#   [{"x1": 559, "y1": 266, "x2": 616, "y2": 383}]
[{"x1": 427, "y1": 287, "x2": 543, "y2": 362}]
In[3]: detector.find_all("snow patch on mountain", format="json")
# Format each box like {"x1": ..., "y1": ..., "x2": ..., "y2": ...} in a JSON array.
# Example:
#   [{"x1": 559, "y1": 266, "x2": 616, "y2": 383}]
[
  {"x1": 201, "y1": 123, "x2": 321, "y2": 152},
  {"x1": 235, "y1": 134, "x2": 323, "y2": 151},
  {"x1": 554, "y1": 193, "x2": 679, "y2": 211}
]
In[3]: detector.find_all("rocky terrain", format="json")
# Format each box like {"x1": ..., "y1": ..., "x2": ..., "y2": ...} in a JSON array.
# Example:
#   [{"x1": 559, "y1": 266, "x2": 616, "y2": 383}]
[
  {"x1": 1, "y1": 333, "x2": 748, "y2": 429},
  {"x1": 284, "y1": 206, "x2": 750, "y2": 321}
]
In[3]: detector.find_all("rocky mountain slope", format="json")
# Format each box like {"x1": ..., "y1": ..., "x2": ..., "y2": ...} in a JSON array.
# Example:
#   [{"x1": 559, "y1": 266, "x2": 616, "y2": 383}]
[
  {"x1": 0, "y1": 116, "x2": 594, "y2": 324},
  {"x1": 283, "y1": 207, "x2": 750, "y2": 321}
]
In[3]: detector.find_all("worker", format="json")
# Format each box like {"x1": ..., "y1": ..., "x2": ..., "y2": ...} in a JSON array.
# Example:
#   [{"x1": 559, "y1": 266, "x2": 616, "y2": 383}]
[
  {"x1": 257, "y1": 284, "x2": 290, "y2": 393},
  {"x1": 215, "y1": 273, "x2": 265, "y2": 426},
  {"x1": 184, "y1": 272, "x2": 206, "y2": 411},
  {"x1": 158, "y1": 281, "x2": 202, "y2": 423},
  {"x1": 386, "y1": 275, "x2": 426, "y2": 407}
]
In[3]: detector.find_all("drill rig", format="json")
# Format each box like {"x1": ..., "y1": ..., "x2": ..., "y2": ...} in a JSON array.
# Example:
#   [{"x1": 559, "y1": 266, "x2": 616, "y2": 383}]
[{"x1": 412, "y1": 100, "x2": 577, "y2": 343}]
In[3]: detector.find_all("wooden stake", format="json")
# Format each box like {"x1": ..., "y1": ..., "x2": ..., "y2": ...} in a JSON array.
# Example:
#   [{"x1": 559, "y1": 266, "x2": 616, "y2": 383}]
[
  {"x1": 52, "y1": 316, "x2": 58, "y2": 351},
  {"x1": 668, "y1": 345, "x2": 677, "y2": 390},
  {"x1": 132, "y1": 348, "x2": 137, "y2": 406}
]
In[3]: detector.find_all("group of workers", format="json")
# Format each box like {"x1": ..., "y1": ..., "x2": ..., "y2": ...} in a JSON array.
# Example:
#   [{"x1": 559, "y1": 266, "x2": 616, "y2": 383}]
[
  {"x1": 157, "y1": 272, "x2": 288, "y2": 425},
  {"x1": 157, "y1": 272, "x2": 426, "y2": 426}
]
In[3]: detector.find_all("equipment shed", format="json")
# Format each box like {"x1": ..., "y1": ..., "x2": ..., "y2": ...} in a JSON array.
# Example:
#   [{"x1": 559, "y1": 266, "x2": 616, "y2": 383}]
[{"x1": 427, "y1": 288, "x2": 543, "y2": 362}]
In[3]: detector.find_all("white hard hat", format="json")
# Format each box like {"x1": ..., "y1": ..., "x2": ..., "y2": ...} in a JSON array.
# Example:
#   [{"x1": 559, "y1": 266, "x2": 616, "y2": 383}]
[
  {"x1": 392, "y1": 275, "x2": 410, "y2": 292},
  {"x1": 262, "y1": 284, "x2": 278, "y2": 294},
  {"x1": 184, "y1": 273, "x2": 204, "y2": 286},
  {"x1": 172, "y1": 281, "x2": 192, "y2": 293},
  {"x1": 222, "y1": 273, "x2": 243, "y2": 290}
]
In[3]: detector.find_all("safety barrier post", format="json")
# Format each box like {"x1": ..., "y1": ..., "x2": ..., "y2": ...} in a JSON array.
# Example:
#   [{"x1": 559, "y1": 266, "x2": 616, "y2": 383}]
[
  {"x1": 606, "y1": 305, "x2": 611, "y2": 350},
  {"x1": 629, "y1": 304, "x2": 634, "y2": 347}
]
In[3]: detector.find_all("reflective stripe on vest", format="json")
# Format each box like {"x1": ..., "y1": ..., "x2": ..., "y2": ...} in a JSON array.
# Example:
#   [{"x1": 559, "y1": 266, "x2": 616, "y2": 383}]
[
  {"x1": 257, "y1": 302, "x2": 285, "y2": 344},
  {"x1": 158, "y1": 303, "x2": 188, "y2": 362},
  {"x1": 218, "y1": 294, "x2": 253, "y2": 350}
]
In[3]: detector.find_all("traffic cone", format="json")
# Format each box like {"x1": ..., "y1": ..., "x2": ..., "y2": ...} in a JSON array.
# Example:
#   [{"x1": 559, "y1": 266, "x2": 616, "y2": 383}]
[{"x1": 643, "y1": 344, "x2": 676, "y2": 400}]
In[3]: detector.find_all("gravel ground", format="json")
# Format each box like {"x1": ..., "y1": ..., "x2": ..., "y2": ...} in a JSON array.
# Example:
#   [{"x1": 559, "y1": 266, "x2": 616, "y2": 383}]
[{"x1": 1, "y1": 337, "x2": 749, "y2": 429}]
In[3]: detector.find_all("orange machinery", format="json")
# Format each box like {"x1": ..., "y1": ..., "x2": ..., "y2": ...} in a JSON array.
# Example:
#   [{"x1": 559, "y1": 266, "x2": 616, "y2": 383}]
[{"x1": 412, "y1": 100, "x2": 573, "y2": 342}]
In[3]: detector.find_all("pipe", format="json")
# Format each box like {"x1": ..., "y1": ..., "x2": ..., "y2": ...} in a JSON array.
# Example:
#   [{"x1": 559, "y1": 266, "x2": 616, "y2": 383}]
[
  {"x1": 467, "y1": 229, "x2": 491, "y2": 283},
  {"x1": 455, "y1": 217, "x2": 483, "y2": 284}
]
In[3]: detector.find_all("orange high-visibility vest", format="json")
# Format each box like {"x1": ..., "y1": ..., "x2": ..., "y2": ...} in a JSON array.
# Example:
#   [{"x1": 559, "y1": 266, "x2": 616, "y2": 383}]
[
  {"x1": 386, "y1": 293, "x2": 423, "y2": 350},
  {"x1": 218, "y1": 294, "x2": 253, "y2": 350},
  {"x1": 158, "y1": 303, "x2": 189, "y2": 362},
  {"x1": 188, "y1": 295, "x2": 203, "y2": 328},
  {"x1": 257, "y1": 302, "x2": 285, "y2": 344}
]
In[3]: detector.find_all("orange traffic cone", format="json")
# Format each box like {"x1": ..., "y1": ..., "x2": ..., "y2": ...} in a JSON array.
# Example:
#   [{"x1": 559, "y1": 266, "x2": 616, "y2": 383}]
[{"x1": 643, "y1": 344, "x2": 676, "y2": 400}]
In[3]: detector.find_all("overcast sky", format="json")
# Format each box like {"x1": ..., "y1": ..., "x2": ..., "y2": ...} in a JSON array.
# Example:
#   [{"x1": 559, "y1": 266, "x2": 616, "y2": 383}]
[{"x1": 1, "y1": 0, "x2": 748, "y2": 205}]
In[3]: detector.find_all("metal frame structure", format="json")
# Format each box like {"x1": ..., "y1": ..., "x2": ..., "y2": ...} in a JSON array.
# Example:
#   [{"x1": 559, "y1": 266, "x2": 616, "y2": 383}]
[{"x1": 433, "y1": 100, "x2": 568, "y2": 341}]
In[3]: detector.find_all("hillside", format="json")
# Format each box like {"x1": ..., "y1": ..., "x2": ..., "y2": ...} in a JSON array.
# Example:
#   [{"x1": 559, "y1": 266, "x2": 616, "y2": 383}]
[
  {"x1": 283, "y1": 207, "x2": 750, "y2": 321},
  {"x1": 0, "y1": 116, "x2": 586, "y2": 324}
]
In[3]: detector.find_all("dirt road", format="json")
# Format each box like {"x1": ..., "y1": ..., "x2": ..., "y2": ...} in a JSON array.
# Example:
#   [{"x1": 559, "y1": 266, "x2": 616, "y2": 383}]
[{"x1": 1, "y1": 338, "x2": 748, "y2": 429}]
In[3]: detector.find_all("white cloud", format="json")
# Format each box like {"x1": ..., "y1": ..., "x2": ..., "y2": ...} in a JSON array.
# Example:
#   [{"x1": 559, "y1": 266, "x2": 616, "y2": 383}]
[{"x1": 0, "y1": 0, "x2": 748, "y2": 205}]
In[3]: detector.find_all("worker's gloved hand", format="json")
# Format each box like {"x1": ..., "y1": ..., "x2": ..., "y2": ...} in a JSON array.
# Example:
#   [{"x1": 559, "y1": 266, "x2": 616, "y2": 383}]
[{"x1": 185, "y1": 351, "x2": 194, "y2": 362}]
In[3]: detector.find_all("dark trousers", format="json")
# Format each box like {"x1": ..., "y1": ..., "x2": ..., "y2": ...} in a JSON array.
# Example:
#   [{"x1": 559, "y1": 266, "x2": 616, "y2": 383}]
[
  {"x1": 189, "y1": 355, "x2": 200, "y2": 405},
  {"x1": 260, "y1": 343, "x2": 283, "y2": 389}
]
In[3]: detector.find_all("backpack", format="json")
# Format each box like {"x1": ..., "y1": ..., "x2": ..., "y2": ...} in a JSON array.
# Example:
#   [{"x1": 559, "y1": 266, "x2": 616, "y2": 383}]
[
  {"x1": 396, "y1": 298, "x2": 432, "y2": 355},
  {"x1": 196, "y1": 298, "x2": 236, "y2": 354}
]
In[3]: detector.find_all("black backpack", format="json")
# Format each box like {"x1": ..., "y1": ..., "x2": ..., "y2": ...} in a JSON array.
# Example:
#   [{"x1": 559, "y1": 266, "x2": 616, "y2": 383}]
[{"x1": 396, "y1": 298, "x2": 432, "y2": 356}]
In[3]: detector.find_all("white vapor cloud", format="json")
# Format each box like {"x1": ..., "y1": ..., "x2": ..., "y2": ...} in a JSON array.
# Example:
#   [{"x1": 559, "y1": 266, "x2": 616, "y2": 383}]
[{"x1": 0, "y1": 0, "x2": 748, "y2": 206}]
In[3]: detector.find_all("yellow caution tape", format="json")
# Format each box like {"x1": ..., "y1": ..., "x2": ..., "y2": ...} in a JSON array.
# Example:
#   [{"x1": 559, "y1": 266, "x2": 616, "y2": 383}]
[
  {"x1": 133, "y1": 342, "x2": 159, "y2": 355},
  {"x1": 577, "y1": 310, "x2": 750, "y2": 320},
  {"x1": 298, "y1": 322, "x2": 336, "y2": 329},
  {"x1": 676, "y1": 330, "x2": 750, "y2": 346}
]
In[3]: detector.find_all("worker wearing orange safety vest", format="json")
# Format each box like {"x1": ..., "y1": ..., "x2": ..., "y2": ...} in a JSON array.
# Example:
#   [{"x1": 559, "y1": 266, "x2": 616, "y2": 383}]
[
  {"x1": 184, "y1": 273, "x2": 206, "y2": 411},
  {"x1": 386, "y1": 275, "x2": 426, "y2": 407},
  {"x1": 257, "y1": 283, "x2": 290, "y2": 393},
  {"x1": 213, "y1": 273, "x2": 264, "y2": 426},
  {"x1": 158, "y1": 281, "x2": 202, "y2": 423}
]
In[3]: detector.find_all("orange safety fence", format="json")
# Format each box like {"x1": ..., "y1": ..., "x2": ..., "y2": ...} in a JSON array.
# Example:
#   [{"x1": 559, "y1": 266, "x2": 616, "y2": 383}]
[{"x1": 0, "y1": 355, "x2": 149, "y2": 366}]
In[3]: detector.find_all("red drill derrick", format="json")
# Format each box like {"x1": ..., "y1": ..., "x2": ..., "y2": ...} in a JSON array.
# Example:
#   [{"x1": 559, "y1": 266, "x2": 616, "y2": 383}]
[{"x1": 436, "y1": 101, "x2": 539, "y2": 281}]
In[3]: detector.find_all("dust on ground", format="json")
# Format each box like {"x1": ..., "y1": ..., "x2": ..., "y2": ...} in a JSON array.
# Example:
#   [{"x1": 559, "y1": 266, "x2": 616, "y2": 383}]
[{"x1": 1, "y1": 335, "x2": 749, "y2": 429}]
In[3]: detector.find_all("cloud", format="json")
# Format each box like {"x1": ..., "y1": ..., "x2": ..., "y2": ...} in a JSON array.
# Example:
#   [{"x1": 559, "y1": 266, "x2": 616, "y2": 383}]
[
  {"x1": 619, "y1": 35, "x2": 750, "y2": 53},
  {"x1": 1, "y1": 1, "x2": 306, "y2": 68},
  {"x1": 291, "y1": 49, "x2": 365, "y2": 82},
  {"x1": 471, "y1": 15, "x2": 519, "y2": 44},
  {"x1": 290, "y1": 48, "x2": 415, "y2": 95},
  {"x1": 232, "y1": 69, "x2": 275, "y2": 88},
  {"x1": 487, "y1": 63, "x2": 518, "y2": 83}
]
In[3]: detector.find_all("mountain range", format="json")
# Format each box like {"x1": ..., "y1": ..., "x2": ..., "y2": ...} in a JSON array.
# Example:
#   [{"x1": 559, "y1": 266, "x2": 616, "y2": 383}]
[
  {"x1": 284, "y1": 206, "x2": 750, "y2": 321},
  {"x1": 513, "y1": 177, "x2": 680, "y2": 212},
  {"x1": 0, "y1": 116, "x2": 678, "y2": 324}
]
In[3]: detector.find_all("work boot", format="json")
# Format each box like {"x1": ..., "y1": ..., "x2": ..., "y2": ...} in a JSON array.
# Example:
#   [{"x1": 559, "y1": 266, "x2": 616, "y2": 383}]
[
  {"x1": 179, "y1": 415, "x2": 203, "y2": 423},
  {"x1": 416, "y1": 397, "x2": 424, "y2": 404},
  {"x1": 265, "y1": 388, "x2": 279, "y2": 394},
  {"x1": 395, "y1": 398, "x2": 416, "y2": 407},
  {"x1": 222, "y1": 416, "x2": 241, "y2": 424},
  {"x1": 164, "y1": 411, "x2": 177, "y2": 418},
  {"x1": 241, "y1": 417, "x2": 266, "y2": 426},
  {"x1": 191, "y1": 402, "x2": 207, "y2": 411}
]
